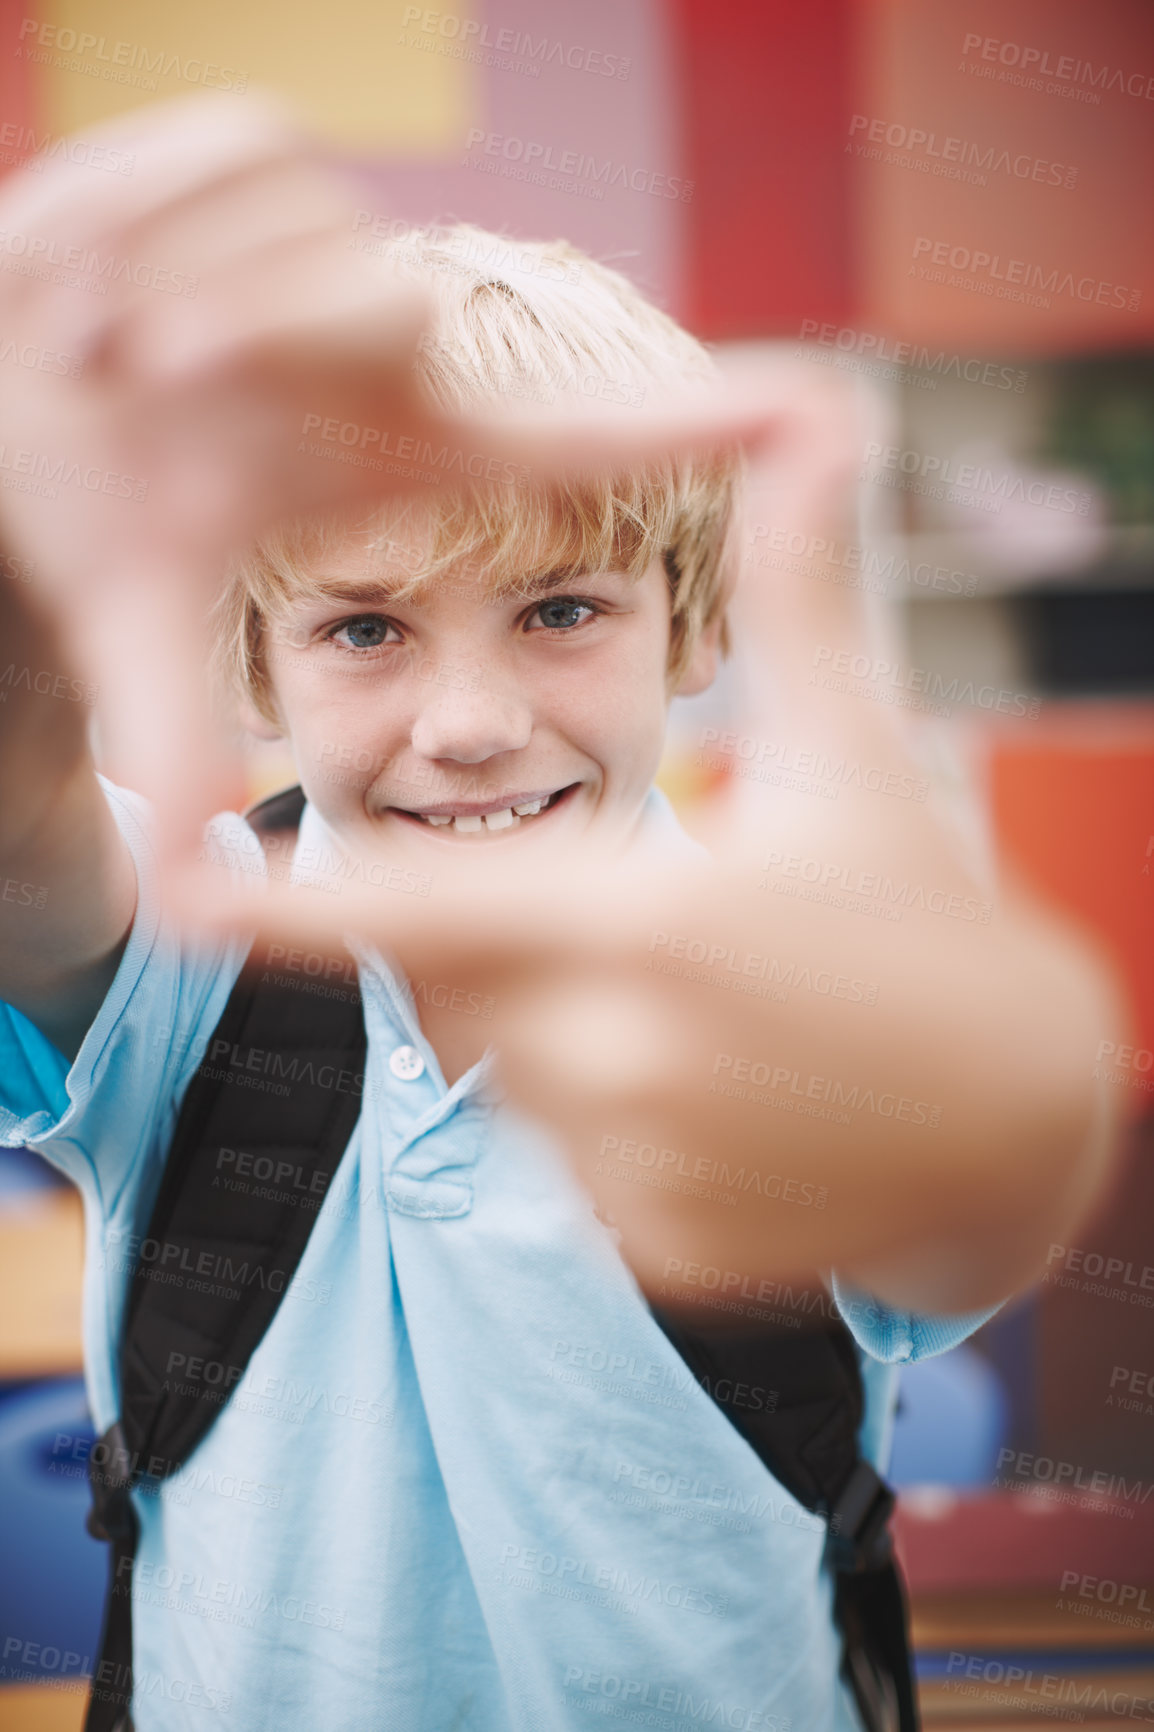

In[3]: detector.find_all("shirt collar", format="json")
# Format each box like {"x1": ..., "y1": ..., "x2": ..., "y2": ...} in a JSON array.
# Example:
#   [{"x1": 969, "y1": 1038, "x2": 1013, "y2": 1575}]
[{"x1": 288, "y1": 787, "x2": 705, "y2": 1090}]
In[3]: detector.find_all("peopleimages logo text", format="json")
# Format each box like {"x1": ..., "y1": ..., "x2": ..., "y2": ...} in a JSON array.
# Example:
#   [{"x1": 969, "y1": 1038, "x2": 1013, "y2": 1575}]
[
  {"x1": 911, "y1": 238, "x2": 1141, "y2": 311},
  {"x1": 961, "y1": 33, "x2": 1154, "y2": 102},
  {"x1": 400, "y1": 9, "x2": 631, "y2": 78},
  {"x1": 16, "y1": 18, "x2": 247, "y2": 90},
  {"x1": 848, "y1": 114, "x2": 1077, "y2": 187},
  {"x1": 463, "y1": 131, "x2": 693, "y2": 200},
  {"x1": 861, "y1": 440, "x2": 1091, "y2": 514}
]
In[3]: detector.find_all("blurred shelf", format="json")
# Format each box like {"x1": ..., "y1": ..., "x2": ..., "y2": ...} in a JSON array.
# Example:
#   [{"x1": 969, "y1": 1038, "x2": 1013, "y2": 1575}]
[
  {"x1": 896, "y1": 1490, "x2": 1154, "y2": 1597},
  {"x1": 0, "y1": 1685, "x2": 86, "y2": 1731},
  {"x1": 913, "y1": 1591, "x2": 1154, "y2": 1653},
  {"x1": 919, "y1": 1664, "x2": 1154, "y2": 1730},
  {"x1": 0, "y1": 1190, "x2": 84, "y2": 1380},
  {"x1": 884, "y1": 529, "x2": 1154, "y2": 598}
]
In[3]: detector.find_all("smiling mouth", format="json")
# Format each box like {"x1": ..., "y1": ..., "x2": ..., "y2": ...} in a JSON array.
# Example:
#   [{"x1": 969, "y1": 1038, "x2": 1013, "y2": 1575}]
[{"x1": 391, "y1": 784, "x2": 580, "y2": 836}]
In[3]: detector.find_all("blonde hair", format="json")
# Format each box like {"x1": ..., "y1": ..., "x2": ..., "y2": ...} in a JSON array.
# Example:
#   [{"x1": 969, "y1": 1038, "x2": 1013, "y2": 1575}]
[{"x1": 216, "y1": 222, "x2": 742, "y2": 727}]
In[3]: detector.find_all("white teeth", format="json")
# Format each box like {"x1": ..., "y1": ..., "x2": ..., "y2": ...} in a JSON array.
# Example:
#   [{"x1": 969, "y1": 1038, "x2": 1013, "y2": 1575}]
[{"x1": 413, "y1": 797, "x2": 556, "y2": 833}]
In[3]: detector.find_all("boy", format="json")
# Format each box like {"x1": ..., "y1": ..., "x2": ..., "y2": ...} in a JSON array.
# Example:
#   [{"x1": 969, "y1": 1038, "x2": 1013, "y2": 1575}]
[{"x1": 0, "y1": 99, "x2": 1121, "y2": 1732}]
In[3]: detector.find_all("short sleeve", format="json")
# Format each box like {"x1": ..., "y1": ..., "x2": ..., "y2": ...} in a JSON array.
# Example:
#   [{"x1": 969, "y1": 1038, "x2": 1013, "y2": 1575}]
[
  {"x1": 0, "y1": 775, "x2": 254, "y2": 1221},
  {"x1": 830, "y1": 1270, "x2": 1003, "y2": 1364}
]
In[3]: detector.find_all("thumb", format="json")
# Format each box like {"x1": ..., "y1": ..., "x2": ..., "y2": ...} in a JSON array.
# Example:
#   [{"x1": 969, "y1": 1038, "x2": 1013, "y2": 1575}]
[{"x1": 74, "y1": 561, "x2": 246, "y2": 870}]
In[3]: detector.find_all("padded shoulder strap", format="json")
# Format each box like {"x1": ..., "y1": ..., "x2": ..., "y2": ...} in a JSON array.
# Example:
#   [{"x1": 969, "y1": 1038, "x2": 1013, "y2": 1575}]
[
  {"x1": 650, "y1": 1300, "x2": 919, "y2": 1732},
  {"x1": 649, "y1": 1302, "x2": 865, "y2": 1515},
  {"x1": 246, "y1": 782, "x2": 307, "y2": 836},
  {"x1": 118, "y1": 786, "x2": 364, "y2": 1469},
  {"x1": 118, "y1": 934, "x2": 366, "y2": 1469},
  {"x1": 86, "y1": 791, "x2": 367, "y2": 1732}
]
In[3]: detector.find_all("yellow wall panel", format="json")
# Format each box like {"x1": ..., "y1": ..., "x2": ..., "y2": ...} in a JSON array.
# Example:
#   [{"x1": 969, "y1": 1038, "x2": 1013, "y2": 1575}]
[{"x1": 28, "y1": 0, "x2": 475, "y2": 152}]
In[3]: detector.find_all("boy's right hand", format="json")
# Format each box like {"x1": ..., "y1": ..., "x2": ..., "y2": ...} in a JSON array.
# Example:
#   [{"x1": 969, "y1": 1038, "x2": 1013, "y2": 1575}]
[
  {"x1": 0, "y1": 95, "x2": 435, "y2": 859},
  {"x1": 0, "y1": 94, "x2": 778, "y2": 864}
]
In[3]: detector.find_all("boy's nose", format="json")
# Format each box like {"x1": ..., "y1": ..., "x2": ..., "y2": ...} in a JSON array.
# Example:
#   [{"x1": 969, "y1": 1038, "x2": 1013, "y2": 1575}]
[{"x1": 409, "y1": 682, "x2": 533, "y2": 764}]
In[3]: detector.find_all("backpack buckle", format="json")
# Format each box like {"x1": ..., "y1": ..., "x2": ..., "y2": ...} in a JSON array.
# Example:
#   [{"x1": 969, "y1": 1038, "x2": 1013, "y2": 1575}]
[
  {"x1": 826, "y1": 1460, "x2": 895, "y2": 1575},
  {"x1": 86, "y1": 1422, "x2": 137, "y2": 1545}
]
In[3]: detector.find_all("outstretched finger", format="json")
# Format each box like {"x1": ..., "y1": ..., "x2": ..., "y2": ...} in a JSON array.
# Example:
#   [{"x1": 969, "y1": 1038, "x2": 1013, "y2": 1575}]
[
  {"x1": 450, "y1": 358, "x2": 787, "y2": 493},
  {"x1": 163, "y1": 821, "x2": 667, "y2": 990}
]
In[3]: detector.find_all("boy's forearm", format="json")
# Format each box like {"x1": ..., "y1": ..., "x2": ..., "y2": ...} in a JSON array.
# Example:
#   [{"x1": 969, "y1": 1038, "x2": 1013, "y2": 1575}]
[
  {"x1": 0, "y1": 572, "x2": 136, "y2": 1056},
  {"x1": 0, "y1": 576, "x2": 93, "y2": 861}
]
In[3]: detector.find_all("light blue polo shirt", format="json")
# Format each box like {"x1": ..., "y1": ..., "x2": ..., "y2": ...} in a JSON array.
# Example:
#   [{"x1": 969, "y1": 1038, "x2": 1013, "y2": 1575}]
[{"x1": 0, "y1": 777, "x2": 997, "y2": 1732}]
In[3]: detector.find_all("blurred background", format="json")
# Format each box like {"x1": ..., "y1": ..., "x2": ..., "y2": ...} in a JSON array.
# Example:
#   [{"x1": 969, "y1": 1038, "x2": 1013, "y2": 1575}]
[{"x1": 1, "y1": 0, "x2": 1152, "y2": 1726}]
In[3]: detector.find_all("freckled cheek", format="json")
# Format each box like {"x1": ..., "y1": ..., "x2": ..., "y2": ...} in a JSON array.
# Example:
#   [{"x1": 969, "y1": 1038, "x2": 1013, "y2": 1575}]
[
  {"x1": 278, "y1": 679, "x2": 405, "y2": 799},
  {"x1": 548, "y1": 654, "x2": 665, "y2": 790}
]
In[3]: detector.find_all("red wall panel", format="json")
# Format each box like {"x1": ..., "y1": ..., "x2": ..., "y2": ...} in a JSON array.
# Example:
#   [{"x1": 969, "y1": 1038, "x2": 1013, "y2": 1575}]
[{"x1": 670, "y1": 0, "x2": 858, "y2": 337}]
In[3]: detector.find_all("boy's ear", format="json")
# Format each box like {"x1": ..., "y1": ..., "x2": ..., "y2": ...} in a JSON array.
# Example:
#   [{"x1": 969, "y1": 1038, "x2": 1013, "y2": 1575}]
[
  {"x1": 237, "y1": 695, "x2": 284, "y2": 742},
  {"x1": 674, "y1": 616, "x2": 723, "y2": 698}
]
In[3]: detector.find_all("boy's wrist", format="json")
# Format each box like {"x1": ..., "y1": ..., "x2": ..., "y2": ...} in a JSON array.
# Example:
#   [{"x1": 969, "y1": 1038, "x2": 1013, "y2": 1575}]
[{"x1": 0, "y1": 572, "x2": 92, "y2": 840}]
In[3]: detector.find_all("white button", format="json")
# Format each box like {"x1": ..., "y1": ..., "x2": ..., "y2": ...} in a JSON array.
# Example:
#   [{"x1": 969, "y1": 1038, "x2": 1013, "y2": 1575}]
[{"x1": 389, "y1": 1044, "x2": 426, "y2": 1082}]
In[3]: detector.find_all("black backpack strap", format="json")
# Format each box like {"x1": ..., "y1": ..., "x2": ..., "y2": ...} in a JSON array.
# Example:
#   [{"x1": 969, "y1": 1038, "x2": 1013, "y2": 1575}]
[
  {"x1": 245, "y1": 782, "x2": 307, "y2": 839},
  {"x1": 650, "y1": 1303, "x2": 919, "y2": 1732},
  {"x1": 83, "y1": 1422, "x2": 138, "y2": 1732},
  {"x1": 85, "y1": 790, "x2": 366, "y2": 1732}
]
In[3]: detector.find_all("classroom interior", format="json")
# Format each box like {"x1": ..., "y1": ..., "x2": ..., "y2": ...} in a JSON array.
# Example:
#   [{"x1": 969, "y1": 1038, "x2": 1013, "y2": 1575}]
[{"x1": 1, "y1": 0, "x2": 1152, "y2": 1726}]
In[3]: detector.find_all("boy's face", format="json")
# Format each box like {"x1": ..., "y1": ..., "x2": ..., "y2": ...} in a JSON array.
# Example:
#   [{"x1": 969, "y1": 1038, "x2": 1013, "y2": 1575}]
[{"x1": 262, "y1": 537, "x2": 715, "y2": 863}]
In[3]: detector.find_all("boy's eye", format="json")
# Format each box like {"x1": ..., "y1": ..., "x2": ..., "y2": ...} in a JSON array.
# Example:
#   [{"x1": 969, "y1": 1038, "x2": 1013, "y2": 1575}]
[
  {"x1": 526, "y1": 597, "x2": 598, "y2": 633},
  {"x1": 329, "y1": 614, "x2": 398, "y2": 651}
]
